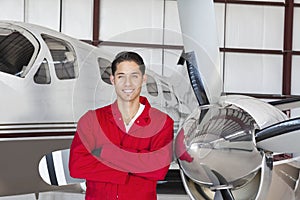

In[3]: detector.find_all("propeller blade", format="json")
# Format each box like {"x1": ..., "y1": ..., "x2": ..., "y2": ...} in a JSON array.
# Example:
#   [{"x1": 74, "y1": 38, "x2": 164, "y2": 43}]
[{"x1": 256, "y1": 117, "x2": 300, "y2": 153}]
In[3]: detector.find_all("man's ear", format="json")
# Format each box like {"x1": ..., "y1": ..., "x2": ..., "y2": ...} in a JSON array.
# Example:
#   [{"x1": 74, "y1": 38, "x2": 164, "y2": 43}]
[{"x1": 110, "y1": 75, "x2": 115, "y2": 85}]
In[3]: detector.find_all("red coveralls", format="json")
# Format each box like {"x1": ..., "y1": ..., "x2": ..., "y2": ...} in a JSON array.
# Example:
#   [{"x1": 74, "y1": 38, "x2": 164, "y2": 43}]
[{"x1": 69, "y1": 97, "x2": 174, "y2": 200}]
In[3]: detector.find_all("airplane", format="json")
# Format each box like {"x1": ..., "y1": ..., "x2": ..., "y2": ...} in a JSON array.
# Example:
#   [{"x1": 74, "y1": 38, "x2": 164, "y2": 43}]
[
  {"x1": 0, "y1": 20, "x2": 197, "y2": 199},
  {"x1": 38, "y1": 0, "x2": 300, "y2": 198},
  {"x1": 1, "y1": 1, "x2": 300, "y2": 200}
]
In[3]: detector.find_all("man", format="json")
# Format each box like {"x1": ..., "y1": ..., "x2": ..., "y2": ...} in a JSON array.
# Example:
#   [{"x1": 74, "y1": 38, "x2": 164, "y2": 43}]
[{"x1": 69, "y1": 51, "x2": 174, "y2": 200}]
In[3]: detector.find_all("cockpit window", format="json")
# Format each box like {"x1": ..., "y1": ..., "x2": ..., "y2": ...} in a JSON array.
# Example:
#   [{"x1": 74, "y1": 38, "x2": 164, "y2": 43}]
[
  {"x1": 161, "y1": 81, "x2": 171, "y2": 101},
  {"x1": 146, "y1": 75, "x2": 158, "y2": 97},
  {"x1": 42, "y1": 34, "x2": 78, "y2": 80},
  {"x1": 98, "y1": 57, "x2": 112, "y2": 85},
  {"x1": 0, "y1": 28, "x2": 34, "y2": 77},
  {"x1": 34, "y1": 59, "x2": 51, "y2": 84}
]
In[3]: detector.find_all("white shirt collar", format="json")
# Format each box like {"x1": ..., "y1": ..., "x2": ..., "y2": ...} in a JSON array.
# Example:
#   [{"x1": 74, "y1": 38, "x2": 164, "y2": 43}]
[{"x1": 124, "y1": 103, "x2": 145, "y2": 133}]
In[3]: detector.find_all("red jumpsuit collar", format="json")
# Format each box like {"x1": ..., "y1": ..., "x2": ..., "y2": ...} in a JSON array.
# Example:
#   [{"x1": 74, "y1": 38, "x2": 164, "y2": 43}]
[{"x1": 110, "y1": 96, "x2": 151, "y2": 127}]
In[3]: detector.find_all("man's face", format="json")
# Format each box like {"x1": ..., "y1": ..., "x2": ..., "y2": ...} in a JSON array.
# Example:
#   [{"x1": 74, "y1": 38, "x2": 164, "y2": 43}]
[{"x1": 110, "y1": 61, "x2": 146, "y2": 103}]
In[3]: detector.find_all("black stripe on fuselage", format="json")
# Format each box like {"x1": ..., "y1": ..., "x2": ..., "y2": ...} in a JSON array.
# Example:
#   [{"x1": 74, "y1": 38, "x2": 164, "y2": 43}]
[
  {"x1": 0, "y1": 131, "x2": 75, "y2": 138},
  {"x1": 0, "y1": 122, "x2": 76, "y2": 138},
  {"x1": 0, "y1": 122, "x2": 77, "y2": 126}
]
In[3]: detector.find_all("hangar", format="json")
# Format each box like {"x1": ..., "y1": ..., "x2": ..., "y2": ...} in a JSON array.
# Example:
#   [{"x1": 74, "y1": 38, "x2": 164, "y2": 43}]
[{"x1": 0, "y1": 0, "x2": 300, "y2": 199}]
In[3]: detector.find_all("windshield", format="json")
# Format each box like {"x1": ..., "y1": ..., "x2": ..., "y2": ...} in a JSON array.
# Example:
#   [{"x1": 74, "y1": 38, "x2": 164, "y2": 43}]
[
  {"x1": 42, "y1": 34, "x2": 78, "y2": 80},
  {"x1": 0, "y1": 27, "x2": 35, "y2": 77}
]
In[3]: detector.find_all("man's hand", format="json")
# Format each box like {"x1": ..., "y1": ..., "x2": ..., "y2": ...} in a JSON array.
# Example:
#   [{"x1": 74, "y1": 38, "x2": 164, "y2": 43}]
[{"x1": 91, "y1": 148, "x2": 102, "y2": 157}]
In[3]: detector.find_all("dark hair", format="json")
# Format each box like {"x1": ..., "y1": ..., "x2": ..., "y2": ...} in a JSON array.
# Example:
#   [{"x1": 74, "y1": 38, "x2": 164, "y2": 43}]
[{"x1": 111, "y1": 51, "x2": 145, "y2": 75}]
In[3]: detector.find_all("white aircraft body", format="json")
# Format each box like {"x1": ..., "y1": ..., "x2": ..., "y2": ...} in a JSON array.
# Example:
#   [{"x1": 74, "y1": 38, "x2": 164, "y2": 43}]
[{"x1": 0, "y1": 20, "x2": 196, "y2": 198}]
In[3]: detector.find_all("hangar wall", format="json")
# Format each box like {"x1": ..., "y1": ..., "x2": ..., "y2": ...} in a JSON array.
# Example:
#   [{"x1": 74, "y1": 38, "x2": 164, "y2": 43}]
[
  {"x1": 98, "y1": 0, "x2": 183, "y2": 76},
  {"x1": 0, "y1": 0, "x2": 300, "y2": 116},
  {"x1": 0, "y1": 0, "x2": 93, "y2": 39}
]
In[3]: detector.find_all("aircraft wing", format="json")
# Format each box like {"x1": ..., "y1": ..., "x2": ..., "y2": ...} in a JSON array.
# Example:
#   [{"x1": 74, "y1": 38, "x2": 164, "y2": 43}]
[{"x1": 269, "y1": 96, "x2": 300, "y2": 111}]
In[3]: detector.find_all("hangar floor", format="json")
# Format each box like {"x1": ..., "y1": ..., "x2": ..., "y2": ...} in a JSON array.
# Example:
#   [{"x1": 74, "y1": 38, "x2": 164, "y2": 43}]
[
  {"x1": 0, "y1": 170, "x2": 189, "y2": 199},
  {"x1": 0, "y1": 192, "x2": 190, "y2": 200}
]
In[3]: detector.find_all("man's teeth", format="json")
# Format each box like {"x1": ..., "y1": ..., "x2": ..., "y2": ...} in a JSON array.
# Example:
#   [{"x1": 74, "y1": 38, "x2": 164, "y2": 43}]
[{"x1": 123, "y1": 89, "x2": 133, "y2": 93}]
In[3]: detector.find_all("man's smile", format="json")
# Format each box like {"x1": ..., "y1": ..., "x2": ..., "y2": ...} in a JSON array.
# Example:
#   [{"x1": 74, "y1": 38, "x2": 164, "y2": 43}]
[{"x1": 123, "y1": 89, "x2": 134, "y2": 93}]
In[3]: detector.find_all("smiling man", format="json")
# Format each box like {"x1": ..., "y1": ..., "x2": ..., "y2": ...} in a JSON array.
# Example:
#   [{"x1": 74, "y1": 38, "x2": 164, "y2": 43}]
[
  {"x1": 69, "y1": 51, "x2": 174, "y2": 200},
  {"x1": 110, "y1": 52, "x2": 147, "y2": 126}
]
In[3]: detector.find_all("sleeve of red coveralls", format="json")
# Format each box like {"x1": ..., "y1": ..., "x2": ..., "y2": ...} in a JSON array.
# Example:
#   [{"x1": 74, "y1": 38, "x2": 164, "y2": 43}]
[
  {"x1": 100, "y1": 115, "x2": 174, "y2": 181},
  {"x1": 134, "y1": 116, "x2": 174, "y2": 180},
  {"x1": 69, "y1": 110, "x2": 128, "y2": 183}
]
